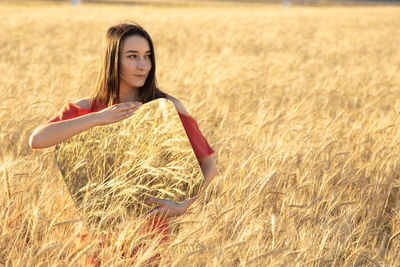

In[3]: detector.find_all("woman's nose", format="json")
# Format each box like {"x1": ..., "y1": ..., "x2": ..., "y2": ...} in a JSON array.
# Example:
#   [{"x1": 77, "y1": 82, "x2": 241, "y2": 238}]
[{"x1": 137, "y1": 58, "x2": 148, "y2": 69}]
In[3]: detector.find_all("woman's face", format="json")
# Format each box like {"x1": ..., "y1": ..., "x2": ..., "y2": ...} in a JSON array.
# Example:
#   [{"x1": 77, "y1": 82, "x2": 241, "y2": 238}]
[{"x1": 119, "y1": 35, "x2": 152, "y2": 90}]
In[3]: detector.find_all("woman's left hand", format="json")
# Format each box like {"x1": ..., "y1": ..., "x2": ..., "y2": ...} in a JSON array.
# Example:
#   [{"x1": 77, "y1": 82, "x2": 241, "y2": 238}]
[{"x1": 145, "y1": 197, "x2": 189, "y2": 218}]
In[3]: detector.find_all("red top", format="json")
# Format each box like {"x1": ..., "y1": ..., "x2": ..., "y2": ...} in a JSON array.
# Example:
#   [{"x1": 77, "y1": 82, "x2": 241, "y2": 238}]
[{"x1": 47, "y1": 98, "x2": 214, "y2": 158}]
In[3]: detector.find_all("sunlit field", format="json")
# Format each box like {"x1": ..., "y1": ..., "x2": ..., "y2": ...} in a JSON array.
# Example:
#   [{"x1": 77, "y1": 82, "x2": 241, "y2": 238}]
[
  {"x1": 55, "y1": 99, "x2": 204, "y2": 231},
  {"x1": 1, "y1": 1, "x2": 400, "y2": 266}
]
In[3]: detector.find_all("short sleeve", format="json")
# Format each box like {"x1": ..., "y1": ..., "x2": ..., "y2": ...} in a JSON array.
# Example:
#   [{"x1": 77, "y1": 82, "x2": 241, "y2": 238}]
[
  {"x1": 47, "y1": 103, "x2": 91, "y2": 123},
  {"x1": 178, "y1": 112, "x2": 214, "y2": 158}
]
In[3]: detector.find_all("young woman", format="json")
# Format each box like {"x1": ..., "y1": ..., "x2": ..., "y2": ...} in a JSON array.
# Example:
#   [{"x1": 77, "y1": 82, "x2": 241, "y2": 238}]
[{"x1": 29, "y1": 23, "x2": 217, "y2": 265}]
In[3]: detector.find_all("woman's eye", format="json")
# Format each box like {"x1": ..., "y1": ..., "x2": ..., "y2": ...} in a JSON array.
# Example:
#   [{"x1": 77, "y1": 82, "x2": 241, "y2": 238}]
[{"x1": 128, "y1": 55, "x2": 150, "y2": 59}]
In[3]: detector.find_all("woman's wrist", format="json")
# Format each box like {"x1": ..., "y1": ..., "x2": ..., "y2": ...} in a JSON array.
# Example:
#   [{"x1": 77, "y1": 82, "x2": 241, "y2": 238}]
[
  {"x1": 170, "y1": 200, "x2": 192, "y2": 218},
  {"x1": 182, "y1": 197, "x2": 198, "y2": 211},
  {"x1": 88, "y1": 112, "x2": 103, "y2": 127}
]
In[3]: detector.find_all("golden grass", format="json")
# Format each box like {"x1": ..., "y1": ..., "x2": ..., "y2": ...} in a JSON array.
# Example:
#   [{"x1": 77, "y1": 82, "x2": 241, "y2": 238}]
[
  {"x1": 1, "y1": 2, "x2": 400, "y2": 266},
  {"x1": 55, "y1": 99, "x2": 203, "y2": 230}
]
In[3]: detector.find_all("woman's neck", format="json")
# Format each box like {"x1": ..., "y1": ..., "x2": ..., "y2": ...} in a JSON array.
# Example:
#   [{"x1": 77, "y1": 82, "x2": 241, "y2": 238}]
[{"x1": 119, "y1": 86, "x2": 141, "y2": 103}]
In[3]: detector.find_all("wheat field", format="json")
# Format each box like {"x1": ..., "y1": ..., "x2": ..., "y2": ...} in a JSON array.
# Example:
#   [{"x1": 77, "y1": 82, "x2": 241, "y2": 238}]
[
  {"x1": 55, "y1": 98, "x2": 204, "y2": 231},
  {"x1": 1, "y1": 1, "x2": 400, "y2": 266}
]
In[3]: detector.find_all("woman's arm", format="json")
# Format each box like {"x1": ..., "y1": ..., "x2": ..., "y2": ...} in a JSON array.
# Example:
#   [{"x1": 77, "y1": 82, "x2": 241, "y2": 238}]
[
  {"x1": 147, "y1": 154, "x2": 218, "y2": 218},
  {"x1": 30, "y1": 112, "x2": 100, "y2": 149},
  {"x1": 176, "y1": 154, "x2": 218, "y2": 210},
  {"x1": 145, "y1": 95, "x2": 217, "y2": 218},
  {"x1": 198, "y1": 154, "x2": 218, "y2": 193},
  {"x1": 29, "y1": 101, "x2": 141, "y2": 149}
]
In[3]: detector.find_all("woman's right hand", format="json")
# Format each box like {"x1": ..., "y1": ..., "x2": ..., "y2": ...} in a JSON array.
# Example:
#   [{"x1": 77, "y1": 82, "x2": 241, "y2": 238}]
[
  {"x1": 29, "y1": 101, "x2": 143, "y2": 149},
  {"x1": 95, "y1": 101, "x2": 142, "y2": 125}
]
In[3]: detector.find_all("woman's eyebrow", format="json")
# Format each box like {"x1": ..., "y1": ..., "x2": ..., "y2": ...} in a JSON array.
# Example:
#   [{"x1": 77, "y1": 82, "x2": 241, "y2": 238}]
[{"x1": 125, "y1": 50, "x2": 151, "y2": 54}]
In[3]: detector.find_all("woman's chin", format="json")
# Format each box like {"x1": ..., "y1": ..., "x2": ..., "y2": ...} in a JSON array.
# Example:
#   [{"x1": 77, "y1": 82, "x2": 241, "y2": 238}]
[{"x1": 129, "y1": 82, "x2": 146, "y2": 88}]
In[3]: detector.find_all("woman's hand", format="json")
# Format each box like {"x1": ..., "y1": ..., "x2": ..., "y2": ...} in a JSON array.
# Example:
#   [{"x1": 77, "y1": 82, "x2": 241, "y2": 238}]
[
  {"x1": 95, "y1": 101, "x2": 142, "y2": 125},
  {"x1": 145, "y1": 197, "x2": 190, "y2": 219}
]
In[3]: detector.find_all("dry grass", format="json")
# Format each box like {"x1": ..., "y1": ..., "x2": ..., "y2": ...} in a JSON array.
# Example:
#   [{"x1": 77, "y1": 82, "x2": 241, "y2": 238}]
[
  {"x1": 55, "y1": 99, "x2": 203, "y2": 231},
  {"x1": 1, "y1": 2, "x2": 400, "y2": 266}
]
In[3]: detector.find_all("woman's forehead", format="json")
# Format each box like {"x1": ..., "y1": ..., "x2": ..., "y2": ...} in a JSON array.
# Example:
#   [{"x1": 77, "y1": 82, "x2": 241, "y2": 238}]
[{"x1": 122, "y1": 35, "x2": 150, "y2": 52}]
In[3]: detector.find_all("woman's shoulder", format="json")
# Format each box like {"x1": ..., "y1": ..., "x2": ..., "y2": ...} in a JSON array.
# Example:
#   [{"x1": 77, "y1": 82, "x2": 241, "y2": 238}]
[
  {"x1": 72, "y1": 98, "x2": 91, "y2": 109},
  {"x1": 162, "y1": 93, "x2": 190, "y2": 116}
]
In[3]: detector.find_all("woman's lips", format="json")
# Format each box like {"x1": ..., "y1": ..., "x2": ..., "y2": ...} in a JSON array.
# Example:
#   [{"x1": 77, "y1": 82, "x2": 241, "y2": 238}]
[{"x1": 135, "y1": 74, "x2": 147, "y2": 78}]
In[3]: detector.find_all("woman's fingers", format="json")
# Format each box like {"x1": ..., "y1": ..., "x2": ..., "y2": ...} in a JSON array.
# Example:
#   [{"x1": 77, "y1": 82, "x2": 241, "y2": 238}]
[
  {"x1": 111, "y1": 102, "x2": 141, "y2": 113},
  {"x1": 145, "y1": 206, "x2": 167, "y2": 218},
  {"x1": 116, "y1": 109, "x2": 136, "y2": 119},
  {"x1": 146, "y1": 197, "x2": 187, "y2": 218},
  {"x1": 95, "y1": 101, "x2": 142, "y2": 125},
  {"x1": 149, "y1": 197, "x2": 166, "y2": 206},
  {"x1": 145, "y1": 206, "x2": 158, "y2": 216},
  {"x1": 146, "y1": 198, "x2": 169, "y2": 218},
  {"x1": 114, "y1": 102, "x2": 141, "y2": 119},
  {"x1": 115, "y1": 102, "x2": 142, "y2": 111}
]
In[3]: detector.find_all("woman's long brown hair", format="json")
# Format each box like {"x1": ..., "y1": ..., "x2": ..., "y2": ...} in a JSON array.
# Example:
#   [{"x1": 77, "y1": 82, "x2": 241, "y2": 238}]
[{"x1": 92, "y1": 23, "x2": 164, "y2": 107}]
